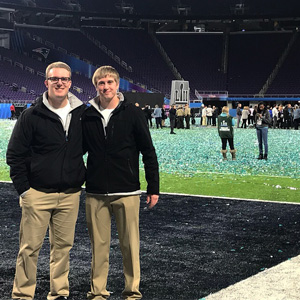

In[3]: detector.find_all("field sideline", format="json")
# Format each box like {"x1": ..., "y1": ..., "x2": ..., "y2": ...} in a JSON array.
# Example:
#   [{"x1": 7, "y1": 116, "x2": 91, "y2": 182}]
[
  {"x1": 2, "y1": 182, "x2": 300, "y2": 300},
  {"x1": 0, "y1": 120, "x2": 299, "y2": 203}
]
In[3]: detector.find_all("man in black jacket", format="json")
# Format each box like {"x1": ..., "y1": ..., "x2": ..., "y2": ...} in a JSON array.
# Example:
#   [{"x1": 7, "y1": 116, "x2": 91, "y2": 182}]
[
  {"x1": 83, "y1": 66, "x2": 159, "y2": 300},
  {"x1": 6, "y1": 62, "x2": 86, "y2": 300},
  {"x1": 142, "y1": 104, "x2": 152, "y2": 128},
  {"x1": 169, "y1": 104, "x2": 176, "y2": 134},
  {"x1": 236, "y1": 103, "x2": 242, "y2": 128}
]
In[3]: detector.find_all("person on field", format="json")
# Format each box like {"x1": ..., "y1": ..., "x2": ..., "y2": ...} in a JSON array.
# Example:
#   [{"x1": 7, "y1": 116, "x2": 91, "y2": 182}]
[
  {"x1": 184, "y1": 103, "x2": 191, "y2": 129},
  {"x1": 10, "y1": 103, "x2": 16, "y2": 119},
  {"x1": 217, "y1": 106, "x2": 236, "y2": 161},
  {"x1": 236, "y1": 103, "x2": 242, "y2": 128},
  {"x1": 82, "y1": 65, "x2": 159, "y2": 300},
  {"x1": 153, "y1": 104, "x2": 163, "y2": 129},
  {"x1": 6, "y1": 62, "x2": 86, "y2": 300},
  {"x1": 241, "y1": 106, "x2": 249, "y2": 128},
  {"x1": 255, "y1": 102, "x2": 271, "y2": 160},
  {"x1": 169, "y1": 104, "x2": 177, "y2": 134}
]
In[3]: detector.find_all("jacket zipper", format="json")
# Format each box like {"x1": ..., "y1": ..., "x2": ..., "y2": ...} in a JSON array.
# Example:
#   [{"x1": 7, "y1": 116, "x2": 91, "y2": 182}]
[{"x1": 60, "y1": 113, "x2": 71, "y2": 190}]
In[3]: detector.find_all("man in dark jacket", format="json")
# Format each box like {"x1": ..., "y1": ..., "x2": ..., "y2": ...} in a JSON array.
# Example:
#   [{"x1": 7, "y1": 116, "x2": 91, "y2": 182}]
[
  {"x1": 6, "y1": 62, "x2": 86, "y2": 300},
  {"x1": 169, "y1": 104, "x2": 176, "y2": 134},
  {"x1": 82, "y1": 66, "x2": 159, "y2": 300},
  {"x1": 142, "y1": 103, "x2": 152, "y2": 127},
  {"x1": 236, "y1": 103, "x2": 242, "y2": 128}
]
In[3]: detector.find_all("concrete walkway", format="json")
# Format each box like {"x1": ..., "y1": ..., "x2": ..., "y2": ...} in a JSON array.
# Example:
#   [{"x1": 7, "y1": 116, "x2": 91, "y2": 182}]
[{"x1": 203, "y1": 255, "x2": 300, "y2": 300}]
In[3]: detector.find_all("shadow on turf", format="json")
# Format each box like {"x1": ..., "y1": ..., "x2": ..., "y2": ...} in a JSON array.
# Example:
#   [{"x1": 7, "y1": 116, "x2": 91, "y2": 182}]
[{"x1": 1, "y1": 182, "x2": 300, "y2": 300}]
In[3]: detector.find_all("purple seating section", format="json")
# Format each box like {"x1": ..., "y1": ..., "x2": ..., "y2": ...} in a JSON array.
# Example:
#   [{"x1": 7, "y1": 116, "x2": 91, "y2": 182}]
[
  {"x1": 19, "y1": 28, "x2": 118, "y2": 69},
  {"x1": 266, "y1": 33, "x2": 300, "y2": 94},
  {"x1": 0, "y1": 58, "x2": 44, "y2": 102},
  {"x1": 158, "y1": 32, "x2": 297, "y2": 96},
  {"x1": 1, "y1": 28, "x2": 300, "y2": 103},
  {"x1": 16, "y1": 27, "x2": 176, "y2": 94},
  {"x1": 0, "y1": 44, "x2": 46, "y2": 73},
  {"x1": 157, "y1": 34, "x2": 227, "y2": 94},
  {"x1": 0, "y1": 47, "x2": 96, "y2": 102},
  {"x1": 17, "y1": 27, "x2": 143, "y2": 90},
  {"x1": 84, "y1": 27, "x2": 175, "y2": 94},
  {"x1": 227, "y1": 32, "x2": 292, "y2": 95}
]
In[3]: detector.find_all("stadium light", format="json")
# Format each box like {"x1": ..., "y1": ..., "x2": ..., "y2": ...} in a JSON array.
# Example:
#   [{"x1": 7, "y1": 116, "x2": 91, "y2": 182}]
[
  {"x1": 230, "y1": 1, "x2": 249, "y2": 16},
  {"x1": 115, "y1": 1, "x2": 134, "y2": 14},
  {"x1": 172, "y1": 0, "x2": 191, "y2": 16}
]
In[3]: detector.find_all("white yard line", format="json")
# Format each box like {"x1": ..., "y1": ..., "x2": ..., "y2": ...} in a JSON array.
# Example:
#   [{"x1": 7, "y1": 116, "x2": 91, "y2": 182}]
[
  {"x1": 191, "y1": 171, "x2": 298, "y2": 179},
  {"x1": 2, "y1": 181, "x2": 299, "y2": 205},
  {"x1": 158, "y1": 191, "x2": 300, "y2": 205}
]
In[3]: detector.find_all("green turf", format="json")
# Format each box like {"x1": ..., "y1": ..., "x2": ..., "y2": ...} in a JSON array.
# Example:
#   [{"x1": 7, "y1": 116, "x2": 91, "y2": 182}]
[
  {"x1": 1, "y1": 120, "x2": 299, "y2": 203},
  {"x1": 140, "y1": 171, "x2": 300, "y2": 203}
]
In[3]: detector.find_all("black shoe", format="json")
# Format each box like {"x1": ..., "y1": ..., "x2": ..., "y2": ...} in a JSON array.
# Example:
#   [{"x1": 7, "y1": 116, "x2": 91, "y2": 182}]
[
  {"x1": 263, "y1": 154, "x2": 268, "y2": 160},
  {"x1": 257, "y1": 154, "x2": 263, "y2": 160},
  {"x1": 56, "y1": 297, "x2": 68, "y2": 300},
  {"x1": 170, "y1": 132, "x2": 176, "y2": 134}
]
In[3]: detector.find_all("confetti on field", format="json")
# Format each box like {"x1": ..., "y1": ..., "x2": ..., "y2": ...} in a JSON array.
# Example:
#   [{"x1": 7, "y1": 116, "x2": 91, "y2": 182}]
[
  {"x1": 0, "y1": 120, "x2": 300, "y2": 180},
  {"x1": 147, "y1": 126, "x2": 300, "y2": 179}
]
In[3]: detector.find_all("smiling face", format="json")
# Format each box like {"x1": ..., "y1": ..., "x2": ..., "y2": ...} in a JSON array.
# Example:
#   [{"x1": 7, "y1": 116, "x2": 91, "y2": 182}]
[
  {"x1": 96, "y1": 75, "x2": 120, "y2": 108},
  {"x1": 44, "y1": 67, "x2": 71, "y2": 107}
]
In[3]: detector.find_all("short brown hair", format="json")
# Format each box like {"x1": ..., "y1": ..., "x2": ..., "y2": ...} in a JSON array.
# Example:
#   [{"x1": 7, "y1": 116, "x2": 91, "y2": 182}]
[
  {"x1": 92, "y1": 66, "x2": 120, "y2": 87},
  {"x1": 45, "y1": 61, "x2": 71, "y2": 79}
]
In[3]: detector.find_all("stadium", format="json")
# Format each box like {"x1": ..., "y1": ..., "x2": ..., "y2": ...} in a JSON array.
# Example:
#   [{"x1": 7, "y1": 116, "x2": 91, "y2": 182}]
[{"x1": 0, "y1": 1, "x2": 300, "y2": 299}]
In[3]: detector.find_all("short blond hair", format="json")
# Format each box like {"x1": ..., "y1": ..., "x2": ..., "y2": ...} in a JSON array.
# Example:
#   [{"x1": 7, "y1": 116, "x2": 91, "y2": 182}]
[
  {"x1": 222, "y1": 106, "x2": 229, "y2": 114},
  {"x1": 45, "y1": 61, "x2": 71, "y2": 79},
  {"x1": 92, "y1": 66, "x2": 120, "y2": 87}
]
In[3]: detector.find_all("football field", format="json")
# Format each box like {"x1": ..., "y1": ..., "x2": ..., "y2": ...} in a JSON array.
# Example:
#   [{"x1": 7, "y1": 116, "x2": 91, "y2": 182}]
[{"x1": 1, "y1": 120, "x2": 300, "y2": 299}]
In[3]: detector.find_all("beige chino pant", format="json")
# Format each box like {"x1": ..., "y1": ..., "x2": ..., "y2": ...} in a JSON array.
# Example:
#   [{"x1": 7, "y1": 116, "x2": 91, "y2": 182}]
[
  {"x1": 12, "y1": 188, "x2": 81, "y2": 300},
  {"x1": 86, "y1": 194, "x2": 142, "y2": 300}
]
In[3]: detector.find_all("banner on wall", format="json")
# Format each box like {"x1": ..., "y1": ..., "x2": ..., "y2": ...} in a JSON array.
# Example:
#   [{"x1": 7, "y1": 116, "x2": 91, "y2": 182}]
[
  {"x1": 32, "y1": 47, "x2": 50, "y2": 59},
  {"x1": 170, "y1": 80, "x2": 190, "y2": 105}
]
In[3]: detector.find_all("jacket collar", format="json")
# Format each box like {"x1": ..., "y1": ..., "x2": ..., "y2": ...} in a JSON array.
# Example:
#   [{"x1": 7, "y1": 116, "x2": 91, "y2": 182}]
[
  {"x1": 89, "y1": 92, "x2": 125, "y2": 114},
  {"x1": 42, "y1": 91, "x2": 83, "y2": 111},
  {"x1": 32, "y1": 92, "x2": 83, "y2": 119}
]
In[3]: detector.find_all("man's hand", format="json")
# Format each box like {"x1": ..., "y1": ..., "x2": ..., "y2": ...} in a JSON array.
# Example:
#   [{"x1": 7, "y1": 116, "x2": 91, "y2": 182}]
[{"x1": 146, "y1": 194, "x2": 159, "y2": 209}]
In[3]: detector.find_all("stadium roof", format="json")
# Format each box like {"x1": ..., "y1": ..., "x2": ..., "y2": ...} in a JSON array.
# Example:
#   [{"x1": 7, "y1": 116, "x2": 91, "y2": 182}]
[{"x1": 0, "y1": 0, "x2": 300, "y2": 32}]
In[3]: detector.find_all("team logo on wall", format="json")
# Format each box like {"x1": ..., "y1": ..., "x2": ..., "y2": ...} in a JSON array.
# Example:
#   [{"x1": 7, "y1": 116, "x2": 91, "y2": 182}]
[{"x1": 32, "y1": 47, "x2": 50, "y2": 59}]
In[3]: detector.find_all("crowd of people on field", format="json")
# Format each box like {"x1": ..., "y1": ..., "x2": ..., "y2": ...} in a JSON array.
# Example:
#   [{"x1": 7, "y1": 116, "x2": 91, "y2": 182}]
[
  {"x1": 236, "y1": 103, "x2": 300, "y2": 130},
  {"x1": 138, "y1": 101, "x2": 300, "y2": 162},
  {"x1": 139, "y1": 102, "x2": 300, "y2": 131},
  {"x1": 141, "y1": 103, "x2": 194, "y2": 133}
]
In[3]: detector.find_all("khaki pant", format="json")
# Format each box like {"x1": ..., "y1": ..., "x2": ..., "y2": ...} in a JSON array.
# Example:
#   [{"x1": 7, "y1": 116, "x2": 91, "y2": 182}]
[
  {"x1": 86, "y1": 194, "x2": 142, "y2": 300},
  {"x1": 12, "y1": 188, "x2": 81, "y2": 300}
]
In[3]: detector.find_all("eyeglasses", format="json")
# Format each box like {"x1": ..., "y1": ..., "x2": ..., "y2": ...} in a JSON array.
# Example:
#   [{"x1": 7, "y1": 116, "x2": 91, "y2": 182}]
[{"x1": 47, "y1": 77, "x2": 71, "y2": 84}]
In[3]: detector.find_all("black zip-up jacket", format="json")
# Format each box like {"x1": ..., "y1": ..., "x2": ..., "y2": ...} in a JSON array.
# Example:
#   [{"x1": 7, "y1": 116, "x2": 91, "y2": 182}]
[
  {"x1": 6, "y1": 92, "x2": 86, "y2": 195},
  {"x1": 82, "y1": 95, "x2": 159, "y2": 195}
]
